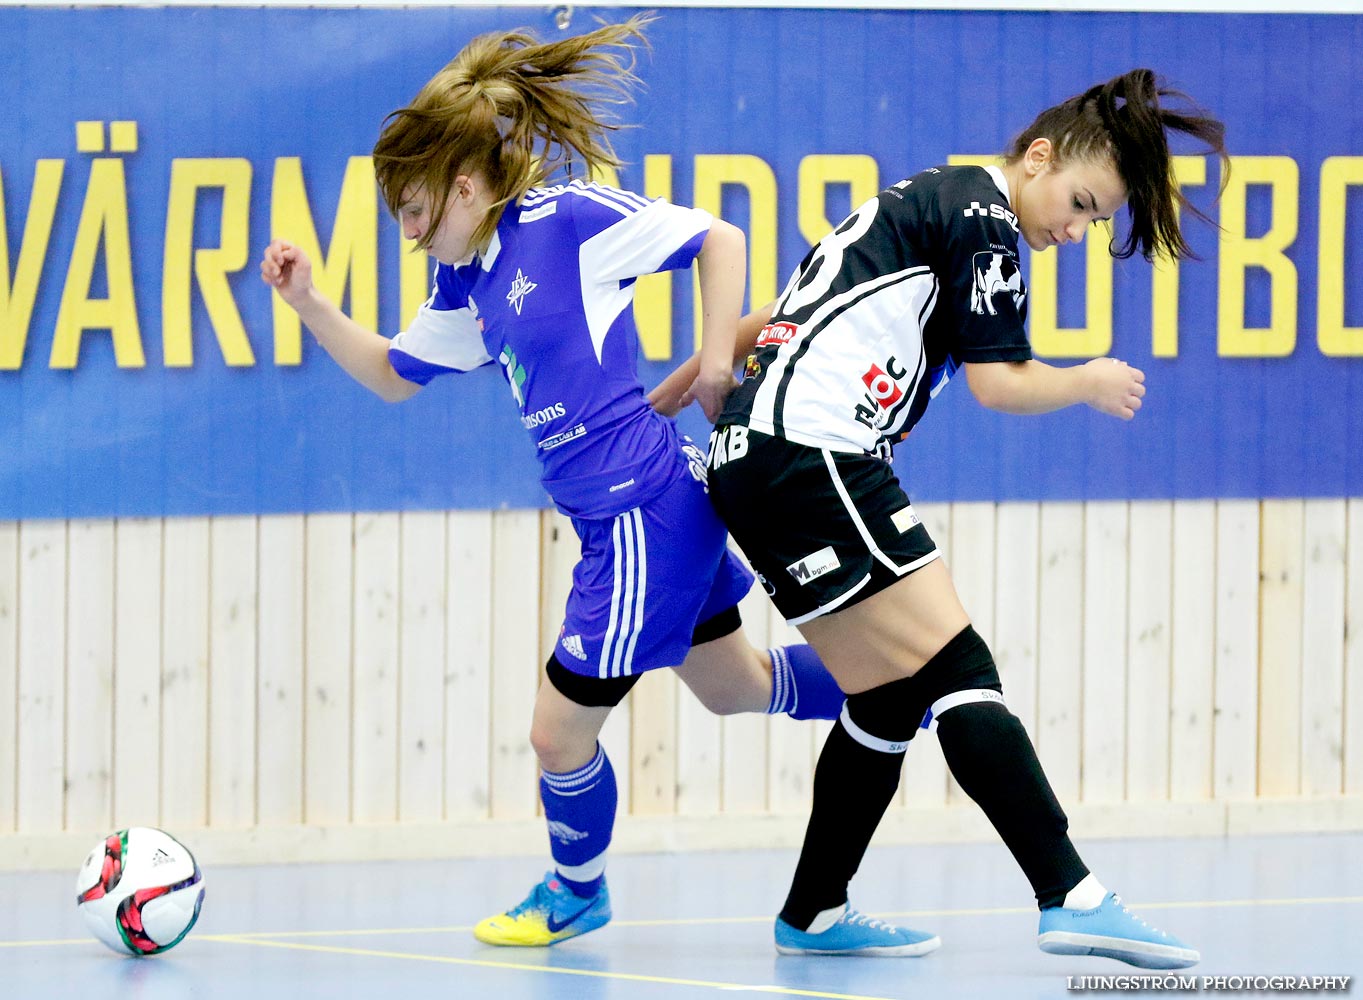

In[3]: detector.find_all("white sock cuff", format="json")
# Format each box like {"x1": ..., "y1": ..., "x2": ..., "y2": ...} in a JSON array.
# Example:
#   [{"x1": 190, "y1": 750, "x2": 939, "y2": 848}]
[
  {"x1": 839, "y1": 703, "x2": 910, "y2": 754},
  {"x1": 556, "y1": 852, "x2": 608, "y2": 883},
  {"x1": 926, "y1": 688, "x2": 1005, "y2": 730}
]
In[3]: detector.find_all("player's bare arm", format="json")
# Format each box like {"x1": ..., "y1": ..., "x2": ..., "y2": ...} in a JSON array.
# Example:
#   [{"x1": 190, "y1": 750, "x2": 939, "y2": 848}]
[
  {"x1": 259, "y1": 239, "x2": 420, "y2": 404},
  {"x1": 965, "y1": 357, "x2": 1145, "y2": 420}
]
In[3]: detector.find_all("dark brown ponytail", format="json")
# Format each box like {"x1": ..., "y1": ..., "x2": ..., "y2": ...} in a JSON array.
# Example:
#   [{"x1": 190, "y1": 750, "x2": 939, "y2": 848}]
[{"x1": 1006, "y1": 70, "x2": 1228, "y2": 261}]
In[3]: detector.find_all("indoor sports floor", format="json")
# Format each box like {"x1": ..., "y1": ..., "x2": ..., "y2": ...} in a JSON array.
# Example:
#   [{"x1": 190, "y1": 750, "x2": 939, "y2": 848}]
[{"x1": 4, "y1": 832, "x2": 1359, "y2": 1000}]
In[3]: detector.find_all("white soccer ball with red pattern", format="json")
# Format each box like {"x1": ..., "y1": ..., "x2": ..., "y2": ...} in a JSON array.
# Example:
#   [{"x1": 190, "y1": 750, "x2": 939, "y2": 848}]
[{"x1": 75, "y1": 827, "x2": 205, "y2": 955}]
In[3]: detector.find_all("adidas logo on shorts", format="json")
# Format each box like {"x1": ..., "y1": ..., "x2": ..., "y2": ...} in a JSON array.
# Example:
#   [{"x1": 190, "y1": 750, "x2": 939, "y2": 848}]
[{"x1": 560, "y1": 634, "x2": 588, "y2": 661}]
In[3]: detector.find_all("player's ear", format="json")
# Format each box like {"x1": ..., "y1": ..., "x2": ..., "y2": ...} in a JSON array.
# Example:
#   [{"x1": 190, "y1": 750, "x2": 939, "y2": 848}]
[{"x1": 1024, "y1": 138, "x2": 1052, "y2": 175}]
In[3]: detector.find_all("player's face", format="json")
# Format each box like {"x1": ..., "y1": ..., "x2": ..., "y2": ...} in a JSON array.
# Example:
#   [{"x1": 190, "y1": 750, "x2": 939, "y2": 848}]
[
  {"x1": 1014, "y1": 147, "x2": 1127, "y2": 253},
  {"x1": 397, "y1": 175, "x2": 490, "y2": 264}
]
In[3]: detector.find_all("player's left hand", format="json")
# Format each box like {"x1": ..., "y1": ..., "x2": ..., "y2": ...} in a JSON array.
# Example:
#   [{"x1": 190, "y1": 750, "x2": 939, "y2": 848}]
[
  {"x1": 1083, "y1": 357, "x2": 1146, "y2": 420},
  {"x1": 683, "y1": 368, "x2": 738, "y2": 423}
]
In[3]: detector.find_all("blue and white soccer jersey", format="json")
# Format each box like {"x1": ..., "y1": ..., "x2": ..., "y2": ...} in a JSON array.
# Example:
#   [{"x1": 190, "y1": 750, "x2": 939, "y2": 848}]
[{"x1": 387, "y1": 180, "x2": 753, "y2": 678}]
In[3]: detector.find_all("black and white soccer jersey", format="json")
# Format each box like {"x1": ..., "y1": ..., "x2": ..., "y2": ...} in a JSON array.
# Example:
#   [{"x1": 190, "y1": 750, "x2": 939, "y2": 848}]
[{"x1": 720, "y1": 165, "x2": 1032, "y2": 457}]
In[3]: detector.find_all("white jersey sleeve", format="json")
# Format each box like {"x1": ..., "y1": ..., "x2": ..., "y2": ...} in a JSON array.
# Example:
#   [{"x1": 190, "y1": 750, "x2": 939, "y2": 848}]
[
  {"x1": 562, "y1": 182, "x2": 713, "y2": 284},
  {"x1": 388, "y1": 268, "x2": 493, "y2": 385}
]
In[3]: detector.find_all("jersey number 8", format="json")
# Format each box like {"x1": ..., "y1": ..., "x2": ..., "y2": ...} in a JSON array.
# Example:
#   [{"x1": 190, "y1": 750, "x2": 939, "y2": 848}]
[{"x1": 780, "y1": 197, "x2": 881, "y2": 315}]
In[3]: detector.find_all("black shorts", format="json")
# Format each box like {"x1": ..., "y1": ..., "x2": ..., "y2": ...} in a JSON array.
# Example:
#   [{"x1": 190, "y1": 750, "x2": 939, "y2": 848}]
[{"x1": 707, "y1": 425, "x2": 939, "y2": 625}]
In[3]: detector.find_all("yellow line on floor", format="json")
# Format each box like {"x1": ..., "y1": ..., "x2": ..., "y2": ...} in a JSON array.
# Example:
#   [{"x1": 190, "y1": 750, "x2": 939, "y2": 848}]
[{"x1": 207, "y1": 935, "x2": 899, "y2": 1000}]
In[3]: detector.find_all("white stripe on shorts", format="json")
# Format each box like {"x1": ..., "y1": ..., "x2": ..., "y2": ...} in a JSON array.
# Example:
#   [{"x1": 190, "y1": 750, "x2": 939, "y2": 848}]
[
  {"x1": 599, "y1": 509, "x2": 647, "y2": 679},
  {"x1": 821, "y1": 449, "x2": 941, "y2": 577}
]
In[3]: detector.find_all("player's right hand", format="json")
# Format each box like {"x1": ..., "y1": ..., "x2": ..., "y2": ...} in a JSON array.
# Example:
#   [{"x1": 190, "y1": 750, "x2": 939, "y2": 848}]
[{"x1": 259, "y1": 240, "x2": 314, "y2": 309}]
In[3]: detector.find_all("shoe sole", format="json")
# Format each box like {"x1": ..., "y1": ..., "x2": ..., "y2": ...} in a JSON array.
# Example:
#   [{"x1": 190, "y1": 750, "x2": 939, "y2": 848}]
[
  {"x1": 1039, "y1": 931, "x2": 1199, "y2": 970},
  {"x1": 473, "y1": 914, "x2": 611, "y2": 947},
  {"x1": 776, "y1": 934, "x2": 941, "y2": 958}
]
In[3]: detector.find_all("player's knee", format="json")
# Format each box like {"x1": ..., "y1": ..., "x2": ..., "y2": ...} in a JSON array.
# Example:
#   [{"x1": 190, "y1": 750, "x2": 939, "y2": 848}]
[
  {"x1": 912, "y1": 624, "x2": 1006, "y2": 727},
  {"x1": 843, "y1": 672, "x2": 925, "y2": 747}
]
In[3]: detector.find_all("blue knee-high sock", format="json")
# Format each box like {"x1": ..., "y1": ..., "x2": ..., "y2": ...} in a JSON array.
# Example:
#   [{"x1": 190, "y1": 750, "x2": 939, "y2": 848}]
[
  {"x1": 767, "y1": 644, "x2": 844, "y2": 721},
  {"x1": 540, "y1": 744, "x2": 615, "y2": 898}
]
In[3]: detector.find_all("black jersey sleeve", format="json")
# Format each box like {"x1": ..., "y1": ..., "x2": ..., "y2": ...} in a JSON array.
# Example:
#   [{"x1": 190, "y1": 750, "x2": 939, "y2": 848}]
[{"x1": 930, "y1": 167, "x2": 1033, "y2": 365}]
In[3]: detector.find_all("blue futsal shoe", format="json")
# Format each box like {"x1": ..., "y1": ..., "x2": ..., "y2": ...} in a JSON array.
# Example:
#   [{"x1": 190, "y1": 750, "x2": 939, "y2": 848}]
[
  {"x1": 775, "y1": 905, "x2": 941, "y2": 957},
  {"x1": 1038, "y1": 892, "x2": 1199, "y2": 970},
  {"x1": 473, "y1": 872, "x2": 611, "y2": 946}
]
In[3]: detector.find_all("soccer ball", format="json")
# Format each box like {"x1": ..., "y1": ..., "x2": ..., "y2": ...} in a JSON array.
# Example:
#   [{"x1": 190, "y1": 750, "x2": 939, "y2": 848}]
[{"x1": 75, "y1": 827, "x2": 205, "y2": 956}]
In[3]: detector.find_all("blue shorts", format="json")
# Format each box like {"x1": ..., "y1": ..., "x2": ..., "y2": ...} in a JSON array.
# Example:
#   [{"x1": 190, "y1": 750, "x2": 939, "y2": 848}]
[{"x1": 556, "y1": 464, "x2": 754, "y2": 679}]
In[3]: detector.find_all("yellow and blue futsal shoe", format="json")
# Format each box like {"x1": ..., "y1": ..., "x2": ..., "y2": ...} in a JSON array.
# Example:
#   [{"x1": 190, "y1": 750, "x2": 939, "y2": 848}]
[
  {"x1": 473, "y1": 872, "x2": 611, "y2": 946},
  {"x1": 1038, "y1": 892, "x2": 1200, "y2": 970}
]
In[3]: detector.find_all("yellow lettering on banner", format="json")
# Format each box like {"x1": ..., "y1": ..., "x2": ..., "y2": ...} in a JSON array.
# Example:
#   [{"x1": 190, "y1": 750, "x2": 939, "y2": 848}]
[
  {"x1": 0, "y1": 160, "x2": 64, "y2": 370},
  {"x1": 798, "y1": 154, "x2": 879, "y2": 246},
  {"x1": 693, "y1": 155, "x2": 777, "y2": 350},
  {"x1": 162, "y1": 158, "x2": 255, "y2": 366},
  {"x1": 636, "y1": 155, "x2": 673, "y2": 361},
  {"x1": 270, "y1": 156, "x2": 377, "y2": 365},
  {"x1": 51, "y1": 158, "x2": 145, "y2": 369},
  {"x1": 1151, "y1": 156, "x2": 1209, "y2": 358},
  {"x1": 1218, "y1": 155, "x2": 1298, "y2": 357},
  {"x1": 1028, "y1": 226, "x2": 1113, "y2": 358},
  {"x1": 1317, "y1": 156, "x2": 1363, "y2": 357},
  {"x1": 398, "y1": 234, "x2": 431, "y2": 332}
]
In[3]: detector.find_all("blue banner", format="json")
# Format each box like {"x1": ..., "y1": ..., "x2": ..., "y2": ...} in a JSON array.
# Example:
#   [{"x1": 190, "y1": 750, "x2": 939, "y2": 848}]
[{"x1": 2, "y1": 6, "x2": 1360, "y2": 518}]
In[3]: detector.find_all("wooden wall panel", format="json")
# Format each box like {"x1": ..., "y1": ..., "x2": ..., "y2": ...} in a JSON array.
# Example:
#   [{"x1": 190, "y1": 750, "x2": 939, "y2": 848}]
[
  {"x1": 112, "y1": 518, "x2": 163, "y2": 827},
  {"x1": 1257, "y1": 500, "x2": 1304, "y2": 797},
  {"x1": 160, "y1": 519, "x2": 211, "y2": 830},
  {"x1": 1036, "y1": 503, "x2": 1084, "y2": 801},
  {"x1": 303, "y1": 513, "x2": 353, "y2": 825},
  {"x1": 16, "y1": 521, "x2": 65, "y2": 833},
  {"x1": 1300, "y1": 500, "x2": 1347, "y2": 796},
  {"x1": 489, "y1": 510, "x2": 542, "y2": 819},
  {"x1": 1081, "y1": 502, "x2": 1129, "y2": 803},
  {"x1": 1169, "y1": 501, "x2": 1216, "y2": 801},
  {"x1": 1126, "y1": 502, "x2": 1172, "y2": 802},
  {"x1": 1214, "y1": 500, "x2": 1261, "y2": 800},
  {"x1": 351, "y1": 513, "x2": 401, "y2": 824},
  {"x1": 398, "y1": 510, "x2": 448, "y2": 823},
  {"x1": 4, "y1": 496, "x2": 1363, "y2": 857},
  {"x1": 0, "y1": 523, "x2": 16, "y2": 833},
  {"x1": 65, "y1": 520, "x2": 114, "y2": 832},
  {"x1": 1346, "y1": 500, "x2": 1363, "y2": 796},
  {"x1": 256, "y1": 515, "x2": 305, "y2": 827},
  {"x1": 208, "y1": 516, "x2": 258, "y2": 828},
  {"x1": 444, "y1": 510, "x2": 493, "y2": 821}
]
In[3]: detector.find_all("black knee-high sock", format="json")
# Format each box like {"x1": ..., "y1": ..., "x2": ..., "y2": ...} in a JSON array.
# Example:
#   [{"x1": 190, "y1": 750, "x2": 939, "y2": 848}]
[
  {"x1": 922, "y1": 629, "x2": 1089, "y2": 910},
  {"x1": 779, "y1": 677, "x2": 917, "y2": 930},
  {"x1": 936, "y1": 703, "x2": 1087, "y2": 908}
]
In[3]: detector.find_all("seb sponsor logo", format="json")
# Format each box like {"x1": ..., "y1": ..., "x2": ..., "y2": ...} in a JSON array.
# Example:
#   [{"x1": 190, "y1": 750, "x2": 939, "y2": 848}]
[
  {"x1": 755, "y1": 321, "x2": 798, "y2": 347},
  {"x1": 962, "y1": 200, "x2": 1020, "y2": 233},
  {"x1": 855, "y1": 356, "x2": 908, "y2": 429}
]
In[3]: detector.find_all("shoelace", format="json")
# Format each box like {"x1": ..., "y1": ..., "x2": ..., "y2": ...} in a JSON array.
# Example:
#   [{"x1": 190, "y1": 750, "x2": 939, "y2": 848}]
[
  {"x1": 842, "y1": 909, "x2": 892, "y2": 932},
  {"x1": 1111, "y1": 894, "x2": 1167, "y2": 938}
]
